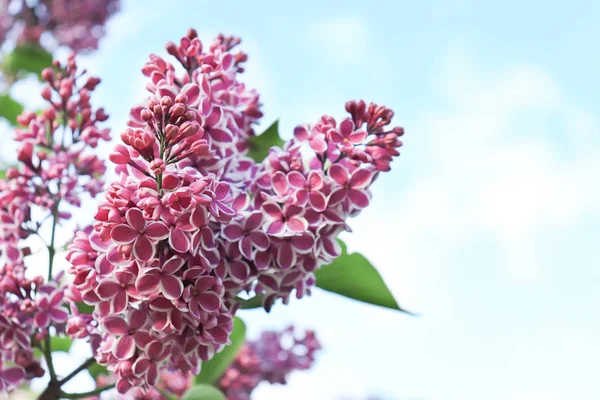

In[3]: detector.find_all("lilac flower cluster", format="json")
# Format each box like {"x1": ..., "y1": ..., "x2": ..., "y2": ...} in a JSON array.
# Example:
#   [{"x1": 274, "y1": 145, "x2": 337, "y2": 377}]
[
  {"x1": 0, "y1": 54, "x2": 110, "y2": 391},
  {"x1": 219, "y1": 326, "x2": 321, "y2": 400},
  {"x1": 65, "y1": 28, "x2": 404, "y2": 395},
  {"x1": 0, "y1": 0, "x2": 119, "y2": 51}
]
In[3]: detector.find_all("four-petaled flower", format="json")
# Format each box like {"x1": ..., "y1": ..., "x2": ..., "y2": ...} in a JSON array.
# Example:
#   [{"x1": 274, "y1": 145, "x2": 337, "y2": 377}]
[
  {"x1": 328, "y1": 165, "x2": 373, "y2": 209},
  {"x1": 328, "y1": 118, "x2": 367, "y2": 151},
  {"x1": 262, "y1": 203, "x2": 308, "y2": 237},
  {"x1": 287, "y1": 171, "x2": 327, "y2": 212},
  {"x1": 33, "y1": 289, "x2": 69, "y2": 328},
  {"x1": 132, "y1": 341, "x2": 170, "y2": 386},
  {"x1": 97, "y1": 270, "x2": 139, "y2": 314},
  {"x1": 136, "y1": 256, "x2": 185, "y2": 300},
  {"x1": 103, "y1": 310, "x2": 151, "y2": 360},
  {"x1": 110, "y1": 208, "x2": 169, "y2": 262},
  {"x1": 222, "y1": 211, "x2": 270, "y2": 259},
  {"x1": 0, "y1": 366, "x2": 25, "y2": 392}
]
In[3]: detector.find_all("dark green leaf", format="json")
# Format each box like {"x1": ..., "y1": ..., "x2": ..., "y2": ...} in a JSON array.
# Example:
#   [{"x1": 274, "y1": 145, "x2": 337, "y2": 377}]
[
  {"x1": 0, "y1": 94, "x2": 24, "y2": 125},
  {"x1": 75, "y1": 301, "x2": 95, "y2": 314},
  {"x1": 183, "y1": 385, "x2": 226, "y2": 400},
  {"x1": 87, "y1": 362, "x2": 108, "y2": 379},
  {"x1": 50, "y1": 336, "x2": 72, "y2": 352},
  {"x1": 237, "y1": 294, "x2": 264, "y2": 310},
  {"x1": 1, "y1": 43, "x2": 53, "y2": 79},
  {"x1": 195, "y1": 317, "x2": 246, "y2": 384},
  {"x1": 246, "y1": 120, "x2": 284, "y2": 163},
  {"x1": 314, "y1": 240, "x2": 413, "y2": 313}
]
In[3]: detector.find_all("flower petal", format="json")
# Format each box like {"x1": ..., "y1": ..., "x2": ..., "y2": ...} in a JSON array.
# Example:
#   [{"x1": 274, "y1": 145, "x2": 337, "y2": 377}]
[
  {"x1": 210, "y1": 127, "x2": 233, "y2": 144},
  {"x1": 264, "y1": 220, "x2": 284, "y2": 236},
  {"x1": 277, "y1": 245, "x2": 295, "y2": 270},
  {"x1": 49, "y1": 308, "x2": 69, "y2": 323},
  {"x1": 349, "y1": 168, "x2": 373, "y2": 189},
  {"x1": 261, "y1": 202, "x2": 282, "y2": 219},
  {"x1": 222, "y1": 223, "x2": 244, "y2": 241},
  {"x1": 197, "y1": 292, "x2": 222, "y2": 312},
  {"x1": 244, "y1": 211, "x2": 263, "y2": 232},
  {"x1": 112, "y1": 291, "x2": 128, "y2": 314},
  {"x1": 114, "y1": 335, "x2": 136, "y2": 360},
  {"x1": 103, "y1": 316, "x2": 129, "y2": 335},
  {"x1": 328, "y1": 164, "x2": 349, "y2": 185},
  {"x1": 125, "y1": 208, "x2": 146, "y2": 232},
  {"x1": 169, "y1": 228, "x2": 190, "y2": 253},
  {"x1": 144, "y1": 222, "x2": 170, "y2": 240},
  {"x1": 348, "y1": 129, "x2": 367, "y2": 144},
  {"x1": 272, "y1": 171, "x2": 288, "y2": 197},
  {"x1": 136, "y1": 272, "x2": 160, "y2": 295},
  {"x1": 286, "y1": 217, "x2": 308, "y2": 233},
  {"x1": 163, "y1": 255, "x2": 185, "y2": 274},
  {"x1": 308, "y1": 191, "x2": 327, "y2": 212},
  {"x1": 229, "y1": 260, "x2": 250, "y2": 282},
  {"x1": 130, "y1": 309, "x2": 148, "y2": 330},
  {"x1": 348, "y1": 189, "x2": 370, "y2": 208},
  {"x1": 97, "y1": 280, "x2": 121, "y2": 300},
  {"x1": 181, "y1": 83, "x2": 201, "y2": 107},
  {"x1": 34, "y1": 312, "x2": 49, "y2": 328},
  {"x1": 250, "y1": 231, "x2": 270, "y2": 251},
  {"x1": 133, "y1": 235, "x2": 155, "y2": 262},
  {"x1": 287, "y1": 171, "x2": 307, "y2": 189},
  {"x1": 292, "y1": 234, "x2": 315, "y2": 253},
  {"x1": 2, "y1": 366, "x2": 25, "y2": 384},
  {"x1": 110, "y1": 224, "x2": 138, "y2": 245},
  {"x1": 160, "y1": 275, "x2": 183, "y2": 300},
  {"x1": 239, "y1": 237, "x2": 253, "y2": 259},
  {"x1": 307, "y1": 170, "x2": 324, "y2": 190}
]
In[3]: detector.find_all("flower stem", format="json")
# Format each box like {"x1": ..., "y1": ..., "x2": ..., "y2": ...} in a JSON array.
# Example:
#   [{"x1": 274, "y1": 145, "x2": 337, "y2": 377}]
[
  {"x1": 43, "y1": 335, "x2": 57, "y2": 382},
  {"x1": 60, "y1": 384, "x2": 116, "y2": 399},
  {"x1": 47, "y1": 199, "x2": 60, "y2": 280},
  {"x1": 58, "y1": 357, "x2": 95, "y2": 385}
]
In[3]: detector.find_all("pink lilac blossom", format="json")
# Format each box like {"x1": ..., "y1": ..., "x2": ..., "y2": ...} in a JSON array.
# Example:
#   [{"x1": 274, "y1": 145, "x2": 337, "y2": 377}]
[
  {"x1": 66, "y1": 28, "x2": 404, "y2": 396},
  {"x1": 0, "y1": 54, "x2": 110, "y2": 393},
  {"x1": 0, "y1": 0, "x2": 119, "y2": 51},
  {"x1": 218, "y1": 326, "x2": 321, "y2": 400}
]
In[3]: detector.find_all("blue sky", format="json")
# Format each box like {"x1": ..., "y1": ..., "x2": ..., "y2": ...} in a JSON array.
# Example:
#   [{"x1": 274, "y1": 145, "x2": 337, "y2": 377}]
[{"x1": 4, "y1": 0, "x2": 600, "y2": 399}]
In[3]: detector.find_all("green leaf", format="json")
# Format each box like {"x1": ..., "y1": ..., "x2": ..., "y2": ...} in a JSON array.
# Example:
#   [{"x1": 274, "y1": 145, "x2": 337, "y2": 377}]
[
  {"x1": 314, "y1": 240, "x2": 413, "y2": 313},
  {"x1": 0, "y1": 94, "x2": 24, "y2": 125},
  {"x1": 50, "y1": 336, "x2": 72, "y2": 352},
  {"x1": 195, "y1": 317, "x2": 246, "y2": 384},
  {"x1": 183, "y1": 385, "x2": 226, "y2": 400},
  {"x1": 87, "y1": 362, "x2": 108, "y2": 379},
  {"x1": 0, "y1": 170, "x2": 5, "y2": 180},
  {"x1": 246, "y1": 120, "x2": 284, "y2": 163},
  {"x1": 237, "y1": 294, "x2": 264, "y2": 310},
  {"x1": 1, "y1": 43, "x2": 53, "y2": 79},
  {"x1": 75, "y1": 301, "x2": 95, "y2": 314}
]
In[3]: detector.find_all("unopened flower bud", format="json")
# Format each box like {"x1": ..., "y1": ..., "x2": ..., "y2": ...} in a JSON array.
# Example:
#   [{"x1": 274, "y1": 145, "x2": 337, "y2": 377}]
[
  {"x1": 165, "y1": 124, "x2": 180, "y2": 141},
  {"x1": 41, "y1": 68, "x2": 54, "y2": 81},
  {"x1": 84, "y1": 76, "x2": 101, "y2": 90}
]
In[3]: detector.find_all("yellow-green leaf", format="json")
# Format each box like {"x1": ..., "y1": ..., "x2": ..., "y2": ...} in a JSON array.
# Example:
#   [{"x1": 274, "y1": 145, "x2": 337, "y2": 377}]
[
  {"x1": 0, "y1": 94, "x2": 24, "y2": 125},
  {"x1": 195, "y1": 317, "x2": 246, "y2": 384},
  {"x1": 183, "y1": 385, "x2": 226, "y2": 400},
  {"x1": 2, "y1": 43, "x2": 53, "y2": 79},
  {"x1": 314, "y1": 240, "x2": 414, "y2": 313},
  {"x1": 87, "y1": 362, "x2": 108, "y2": 379},
  {"x1": 50, "y1": 336, "x2": 72, "y2": 352}
]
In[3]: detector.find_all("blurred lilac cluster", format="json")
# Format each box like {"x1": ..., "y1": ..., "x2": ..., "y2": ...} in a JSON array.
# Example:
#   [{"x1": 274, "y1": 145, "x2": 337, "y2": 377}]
[
  {"x1": 219, "y1": 326, "x2": 321, "y2": 400},
  {"x1": 0, "y1": 0, "x2": 119, "y2": 51}
]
